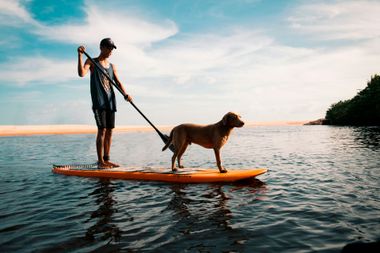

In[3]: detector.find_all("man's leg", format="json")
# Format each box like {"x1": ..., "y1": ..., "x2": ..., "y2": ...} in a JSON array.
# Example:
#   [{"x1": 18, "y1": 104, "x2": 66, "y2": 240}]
[
  {"x1": 96, "y1": 128, "x2": 109, "y2": 168},
  {"x1": 93, "y1": 109, "x2": 111, "y2": 169},
  {"x1": 103, "y1": 128, "x2": 119, "y2": 167},
  {"x1": 103, "y1": 108, "x2": 119, "y2": 168}
]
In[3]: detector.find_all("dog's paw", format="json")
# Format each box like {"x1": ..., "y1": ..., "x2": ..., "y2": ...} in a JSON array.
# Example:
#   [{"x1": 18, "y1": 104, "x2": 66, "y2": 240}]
[
  {"x1": 179, "y1": 165, "x2": 184, "y2": 168},
  {"x1": 172, "y1": 167, "x2": 178, "y2": 172},
  {"x1": 219, "y1": 168, "x2": 228, "y2": 173}
]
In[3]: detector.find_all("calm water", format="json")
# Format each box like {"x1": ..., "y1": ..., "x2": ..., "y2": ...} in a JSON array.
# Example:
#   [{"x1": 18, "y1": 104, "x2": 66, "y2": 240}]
[{"x1": 0, "y1": 126, "x2": 379, "y2": 252}]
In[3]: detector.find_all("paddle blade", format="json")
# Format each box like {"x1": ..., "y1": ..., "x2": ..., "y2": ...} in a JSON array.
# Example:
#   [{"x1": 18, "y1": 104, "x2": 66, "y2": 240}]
[{"x1": 160, "y1": 133, "x2": 175, "y2": 153}]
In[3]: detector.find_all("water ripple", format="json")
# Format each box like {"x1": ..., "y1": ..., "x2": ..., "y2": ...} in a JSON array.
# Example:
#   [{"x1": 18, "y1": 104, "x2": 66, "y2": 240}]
[{"x1": 0, "y1": 126, "x2": 379, "y2": 252}]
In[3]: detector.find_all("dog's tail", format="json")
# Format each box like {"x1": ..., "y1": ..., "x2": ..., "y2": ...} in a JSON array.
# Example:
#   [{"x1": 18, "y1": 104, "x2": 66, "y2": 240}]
[{"x1": 162, "y1": 130, "x2": 173, "y2": 151}]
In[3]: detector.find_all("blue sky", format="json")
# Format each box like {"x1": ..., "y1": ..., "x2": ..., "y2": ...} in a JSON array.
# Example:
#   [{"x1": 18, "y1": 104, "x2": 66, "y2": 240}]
[{"x1": 0, "y1": 0, "x2": 379, "y2": 125}]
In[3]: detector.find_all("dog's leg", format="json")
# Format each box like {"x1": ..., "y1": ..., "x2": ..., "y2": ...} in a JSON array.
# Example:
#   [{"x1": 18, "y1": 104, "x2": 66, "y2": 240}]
[
  {"x1": 171, "y1": 151, "x2": 178, "y2": 172},
  {"x1": 177, "y1": 143, "x2": 188, "y2": 168},
  {"x1": 214, "y1": 148, "x2": 227, "y2": 173}
]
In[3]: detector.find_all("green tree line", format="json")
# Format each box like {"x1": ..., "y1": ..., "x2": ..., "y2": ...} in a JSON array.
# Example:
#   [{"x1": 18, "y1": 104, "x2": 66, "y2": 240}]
[{"x1": 325, "y1": 75, "x2": 380, "y2": 126}]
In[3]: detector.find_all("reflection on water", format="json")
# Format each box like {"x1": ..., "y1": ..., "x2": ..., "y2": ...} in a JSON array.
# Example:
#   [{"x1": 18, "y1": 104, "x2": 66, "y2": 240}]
[
  {"x1": 157, "y1": 180, "x2": 266, "y2": 252},
  {"x1": 353, "y1": 127, "x2": 380, "y2": 150},
  {"x1": 167, "y1": 184, "x2": 232, "y2": 239},
  {"x1": 229, "y1": 178, "x2": 267, "y2": 194},
  {"x1": 85, "y1": 179, "x2": 122, "y2": 243},
  {"x1": 0, "y1": 126, "x2": 379, "y2": 252}
]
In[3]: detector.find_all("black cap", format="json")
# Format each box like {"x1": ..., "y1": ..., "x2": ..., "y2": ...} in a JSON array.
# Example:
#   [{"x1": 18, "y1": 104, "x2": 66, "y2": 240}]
[{"x1": 100, "y1": 38, "x2": 117, "y2": 49}]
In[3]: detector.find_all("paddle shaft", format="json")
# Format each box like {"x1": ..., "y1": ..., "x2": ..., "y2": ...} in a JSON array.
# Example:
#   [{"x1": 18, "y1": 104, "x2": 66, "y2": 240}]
[{"x1": 82, "y1": 50, "x2": 170, "y2": 146}]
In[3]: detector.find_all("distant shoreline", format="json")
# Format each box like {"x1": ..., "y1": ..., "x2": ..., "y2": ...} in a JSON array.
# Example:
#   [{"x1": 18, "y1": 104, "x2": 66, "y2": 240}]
[{"x1": 0, "y1": 121, "x2": 309, "y2": 137}]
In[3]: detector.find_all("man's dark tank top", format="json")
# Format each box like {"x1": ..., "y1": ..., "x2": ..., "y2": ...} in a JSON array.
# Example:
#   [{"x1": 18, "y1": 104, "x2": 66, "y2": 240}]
[{"x1": 90, "y1": 59, "x2": 117, "y2": 112}]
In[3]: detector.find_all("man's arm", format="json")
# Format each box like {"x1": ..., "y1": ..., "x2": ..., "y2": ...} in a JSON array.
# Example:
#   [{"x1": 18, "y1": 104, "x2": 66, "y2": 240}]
[
  {"x1": 77, "y1": 46, "x2": 92, "y2": 77},
  {"x1": 112, "y1": 64, "x2": 132, "y2": 101}
]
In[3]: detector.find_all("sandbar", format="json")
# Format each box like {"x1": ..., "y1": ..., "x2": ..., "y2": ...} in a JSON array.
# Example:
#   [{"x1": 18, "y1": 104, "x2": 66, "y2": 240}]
[{"x1": 0, "y1": 121, "x2": 309, "y2": 137}]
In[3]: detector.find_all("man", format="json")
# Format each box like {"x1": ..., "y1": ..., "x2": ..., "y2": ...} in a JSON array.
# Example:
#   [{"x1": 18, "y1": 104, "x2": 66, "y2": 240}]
[{"x1": 77, "y1": 38, "x2": 132, "y2": 169}]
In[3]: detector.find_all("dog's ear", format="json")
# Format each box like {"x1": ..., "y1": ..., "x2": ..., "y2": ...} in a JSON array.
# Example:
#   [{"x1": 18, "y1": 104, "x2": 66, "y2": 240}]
[{"x1": 222, "y1": 113, "x2": 231, "y2": 126}]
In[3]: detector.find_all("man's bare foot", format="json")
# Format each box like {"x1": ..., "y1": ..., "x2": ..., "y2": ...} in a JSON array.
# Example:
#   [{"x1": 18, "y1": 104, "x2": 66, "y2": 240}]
[
  {"x1": 98, "y1": 161, "x2": 112, "y2": 169},
  {"x1": 105, "y1": 161, "x2": 120, "y2": 168}
]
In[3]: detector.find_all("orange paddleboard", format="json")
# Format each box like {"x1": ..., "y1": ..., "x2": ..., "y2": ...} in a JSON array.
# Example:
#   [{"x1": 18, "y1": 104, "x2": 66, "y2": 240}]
[{"x1": 52, "y1": 165, "x2": 267, "y2": 183}]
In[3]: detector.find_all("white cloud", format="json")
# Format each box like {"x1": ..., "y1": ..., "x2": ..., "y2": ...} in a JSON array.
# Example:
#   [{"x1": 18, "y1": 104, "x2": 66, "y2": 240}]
[
  {"x1": 0, "y1": 0, "x2": 37, "y2": 26},
  {"x1": 33, "y1": 5, "x2": 178, "y2": 47},
  {"x1": 0, "y1": 57, "x2": 76, "y2": 85},
  {"x1": 1, "y1": 0, "x2": 380, "y2": 123},
  {"x1": 24, "y1": 100, "x2": 92, "y2": 124},
  {"x1": 288, "y1": 0, "x2": 380, "y2": 40},
  {"x1": 30, "y1": 4, "x2": 179, "y2": 83},
  {"x1": 145, "y1": 30, "x2": 273, "y2": 83}
]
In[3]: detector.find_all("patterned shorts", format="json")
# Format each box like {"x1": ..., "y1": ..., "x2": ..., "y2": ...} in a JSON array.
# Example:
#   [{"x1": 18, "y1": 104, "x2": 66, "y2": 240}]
[{"x1": 93, "y1": 109, "x2": 115, "y2": 129}]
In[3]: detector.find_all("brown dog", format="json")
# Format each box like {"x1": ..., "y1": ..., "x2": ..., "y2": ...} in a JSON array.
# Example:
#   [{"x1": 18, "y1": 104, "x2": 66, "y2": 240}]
[{"x1": 162, "y1": 112, "x2": 245, "y2": 173}]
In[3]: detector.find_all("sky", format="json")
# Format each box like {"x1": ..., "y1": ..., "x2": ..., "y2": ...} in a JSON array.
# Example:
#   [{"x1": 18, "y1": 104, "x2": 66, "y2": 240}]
[{"x1": 0, "y1": 0, "x2": 379, "y2": 126}]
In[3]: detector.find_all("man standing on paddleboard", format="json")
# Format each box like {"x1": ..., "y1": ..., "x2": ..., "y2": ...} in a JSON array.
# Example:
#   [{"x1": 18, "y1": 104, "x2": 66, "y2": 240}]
[{"x1": 77, "y1": 38, "x2": 132, "y2": 169}]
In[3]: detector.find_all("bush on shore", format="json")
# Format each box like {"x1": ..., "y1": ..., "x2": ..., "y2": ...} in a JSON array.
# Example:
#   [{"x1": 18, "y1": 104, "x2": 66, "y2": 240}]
[{"x1": 325, "y1": 75, "x2": 380, "y2": 126}]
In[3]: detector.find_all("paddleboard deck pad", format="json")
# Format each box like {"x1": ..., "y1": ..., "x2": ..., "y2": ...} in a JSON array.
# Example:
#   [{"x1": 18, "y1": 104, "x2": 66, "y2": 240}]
[{"x1": 52, "y1": 164, "x2": 267, "y2": 183}]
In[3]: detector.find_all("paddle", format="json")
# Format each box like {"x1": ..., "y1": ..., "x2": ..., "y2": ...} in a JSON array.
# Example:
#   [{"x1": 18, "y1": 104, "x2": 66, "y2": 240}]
[{"x1": 82, "y1": 50, "x2": 174, "y2": 152}]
